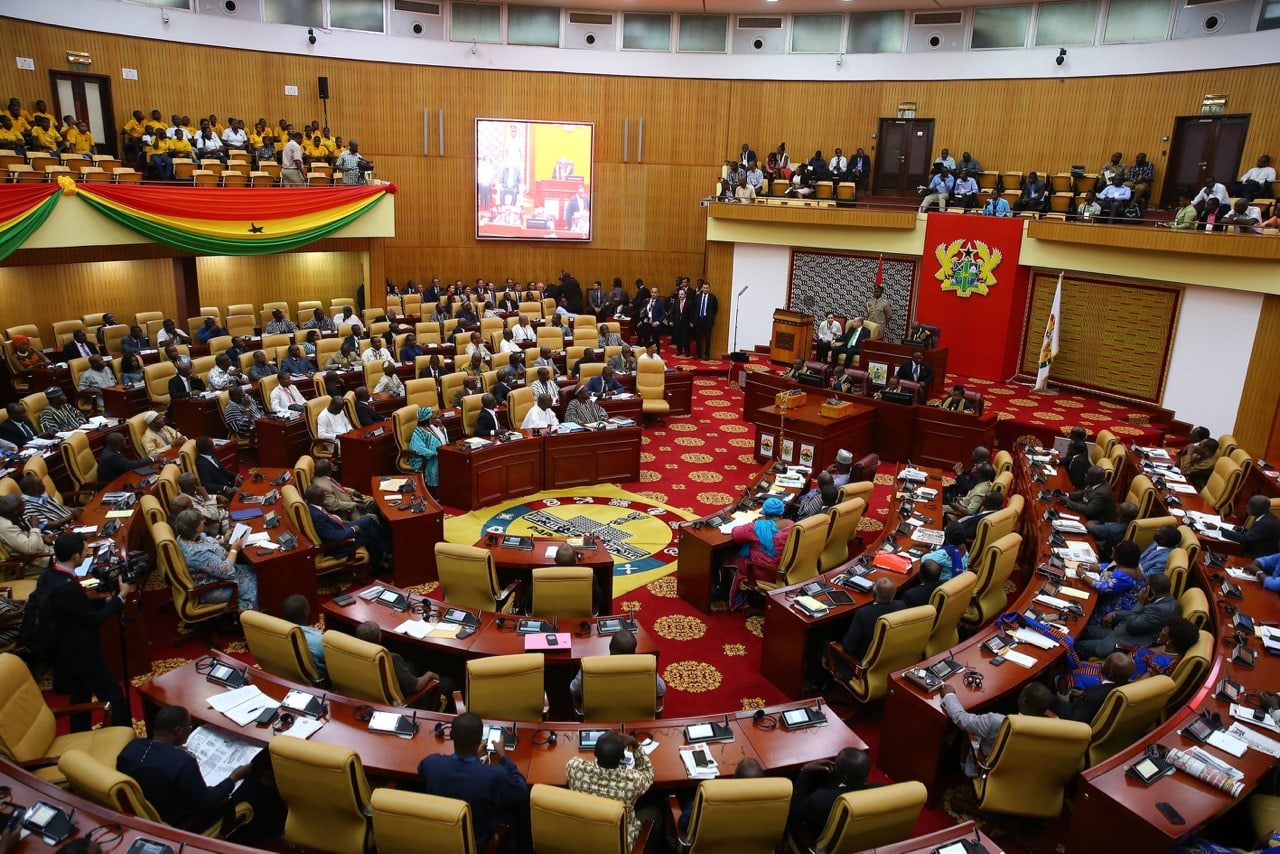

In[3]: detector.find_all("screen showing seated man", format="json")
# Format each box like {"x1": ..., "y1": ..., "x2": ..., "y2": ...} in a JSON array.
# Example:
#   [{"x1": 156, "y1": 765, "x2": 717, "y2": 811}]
[{"x1": 476, "y1": 118, "x2": 593, "y2": 241}]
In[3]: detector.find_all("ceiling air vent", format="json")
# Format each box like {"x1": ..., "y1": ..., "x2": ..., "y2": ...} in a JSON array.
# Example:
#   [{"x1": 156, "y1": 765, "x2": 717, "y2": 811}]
[
  {"x1": 569, "y1": 11, "x2": 613, "y2": 25},
  {"x1": 395, "y1": 0, "x2": 441, "y2": 12},
  {"x1": 738, "y1": 17, "x2": 783, "y2": 28},
  {"x1": 913, "y1": 11, "x2": 963, "y2": 25}
]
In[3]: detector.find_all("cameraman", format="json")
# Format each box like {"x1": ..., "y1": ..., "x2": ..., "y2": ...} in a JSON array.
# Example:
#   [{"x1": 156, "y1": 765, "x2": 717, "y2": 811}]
[
  {"x1": 41, "y1": 532, "x2": 133, "y2": 731},
  {"x1": 334, "y1": 138, "x2": 368, "y2": 185}
]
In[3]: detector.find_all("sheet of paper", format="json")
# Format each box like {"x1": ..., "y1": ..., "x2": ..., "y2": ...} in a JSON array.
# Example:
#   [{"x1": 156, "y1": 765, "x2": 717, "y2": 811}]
[
  {"x1": 1226, "y1": 722, "x2": 1280, "y2": 757},
  {"x1": 379, "y1": 478, "x2": 409, "y2": 492},
  {"x1": 1002, "y1": 649, "x2": 1038, "y2": 668},
  {"x1": 208, "y1": 684, "x2": 266, "y2": 713},
  {"x1": 1228, "y1": 567, "x2": 1258, "y2": 582},
  {"x1": 543, "y1": 545, "x2": 559, "y2": 559},
  {"x1": 277, "y1": 717, "x2": 325, "y2": 740},
  {"x1": 395, "y1": 619, "x2": 430, "y2": 640},
  {"x1": 1054, "y1": 585, "x2": 1089, "y2": 600},
  {"x1": 428, "y1": 622, "x2": 464, "y2": 638},
  {"x1": 1206, "y1": 729, "x2": 1249, "y2": 758},
  {"x1": 105, "y1": 509, "x2": 135, "y2": 519},
  {"x1": 1231, "y1": 704, "x2": 1280, "y2": 734},
  {"x1": 230, "y1": 522, "x2": 252, "y2": 543},
  {"x1": 1012, "y1": 627, "x2": 1058, "y2": 650},
  {"x1": 1032, "y1": 595, "x2": 1073, "y2": 613},
  {"x1": 1169, "y1": 482, "x2": 1197, "y2": 494},
  {"x1": 185, "y1": 725, "x2": 264, "y2": 787}
]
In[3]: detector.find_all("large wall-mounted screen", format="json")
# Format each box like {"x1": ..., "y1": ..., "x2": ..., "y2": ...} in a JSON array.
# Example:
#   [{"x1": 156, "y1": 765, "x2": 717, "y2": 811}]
[{"x1": 475, "y1": 118, "x2": 593, "y2": 241}]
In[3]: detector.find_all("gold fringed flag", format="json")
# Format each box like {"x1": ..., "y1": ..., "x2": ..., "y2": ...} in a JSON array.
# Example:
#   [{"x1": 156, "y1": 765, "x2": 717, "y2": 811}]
[{"x1": 1034, "y1": 273, "x2": 1062, "y2": 391}]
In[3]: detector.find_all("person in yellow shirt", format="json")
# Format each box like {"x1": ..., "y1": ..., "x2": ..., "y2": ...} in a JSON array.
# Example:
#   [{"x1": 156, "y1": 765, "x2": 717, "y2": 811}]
[
  {"x1": 27, "y1": 117, "x2": 62, "y2": 153},
  {"x1": 167, "y1": 128, "x2": 194, "y2": 158},
  {"x1": 123, "y1": 110, "x2": 147, "y2": 165},
  {"x1": 207, "y1": 114, "x2": 224, "y2": 137},
  {"x1": 59, "y1": 115, "x2": 78, "y2": 138},
  {"x1": 320, "y1": 127, "x2": 337, "y2": 155},
  {"x1": 31, "y1": 100, "x2": 55, "y2": 129},
  {"x1": 4, "y1": 101, "x2": 30, "y2": 136},
  {"x1": 70, "y1": 121, "x2": 96, "y2": 156},
  {"x1": 149, "y1": 131, "x2": 176, "y2": 180},
  {"x1": 303, "y1": 135, "x2": 330, "y2": 165},
  {"x1": 0, "y1": 116, "x2": 25, "y2": 154},
  {"x1": 179, "y1": 116, "x2": 198, "y2": 138}
]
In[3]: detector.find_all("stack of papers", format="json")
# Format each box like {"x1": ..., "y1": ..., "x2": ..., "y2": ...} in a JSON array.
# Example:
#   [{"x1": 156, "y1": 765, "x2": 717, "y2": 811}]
[
  {"x1": 773, "y1": 472, "x2": 806, "y2": 488},
  {"x1": 1054, "y1": 543, "x2": 1098, "y2": 563},
  {"x1": 462, "y1": 437, "x2": 491, "y2": 448},
  {"x1": 1227, "y1": 722, "x2": 1280, "y2": 757},
  {"x1": 379, "y1": 478, "x2": 409, "y2": 492},
  {"x1": 898, "y1": 467, "x2": 928, "y2": 483},
  {"x1": 1012, "y1": 627, "x2": 1059, "y2": 649},
  {"x1": 910, "y1": 527, "x2": 944, "y2": 545},
  {"x1": 680, "y1": 746, "x2": 719, "y2": 780},
  {"x1": 1259, "y1": 626, "x2": 1280, "y2": 654},
  {"x1": 1002, "y1": 649, "x2": 1038, "y2": 668},
  {"x1": 394, "y1": 619, "x2": 465, "y2": 639},
  {"x1": 718, "y1": 510, "x2": 760, "y2": 535},
  {"x1": 208, "y1": 685, "x2": 278, "y2": 726},
  {"x1": 1231, "y1": 703, "x2": 1280, "y2": 734},
  {"x1": 1052, "y1": 519, "x2": 1089, "y2": 535}
]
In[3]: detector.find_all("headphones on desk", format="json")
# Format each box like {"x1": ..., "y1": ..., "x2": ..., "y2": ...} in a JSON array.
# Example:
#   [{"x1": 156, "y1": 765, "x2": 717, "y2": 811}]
[
  {"x1": 273, "y1": 712, "x2": 297, "y2": 734},
  {"x1": 353, "y1": 705, "x2": 375, "y2": 723},
  {"x1": 574, "y1": 620, "x2": 593, "y2": 639},
  {"x1": 751, "y1": 709, "x2": 778, "y2": 730},
  {"x1": 963, "y1": 670, "x2": 985, "y2": 690},
  {"x1": 532, "y1": 729, "x2": 558, "y2": 746},
  {"x1": 434, "y1": 722, "x2": 452, "y2": 739}
]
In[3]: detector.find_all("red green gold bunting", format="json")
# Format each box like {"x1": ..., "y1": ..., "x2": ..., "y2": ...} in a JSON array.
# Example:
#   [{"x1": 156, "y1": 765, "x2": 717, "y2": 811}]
[
  {"x1": 0, "y1": 184, "x2": 59, "y2": 263},
  {"x1": 62, "y1": 179, "x2": 395, "y2": 256}
]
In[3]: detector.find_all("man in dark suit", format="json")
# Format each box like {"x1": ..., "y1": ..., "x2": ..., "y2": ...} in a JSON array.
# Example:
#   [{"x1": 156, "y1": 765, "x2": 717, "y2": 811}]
[
  {"x1": 168, "y1": 359, "x2": 205, "y2": 400},
  {"x1": 1053, "y1": 652, "x2": 1134, "y2": 723},
  {"x1": 474, "y1": 394, "x2": 500, "y2": 438},
  {"x1": 1223, "y1": 494, "x2": 1280, "y2": 558},
  {"x1": 903, "y1": 559, "x2": 943, "y2": 608},
  {"x1": 0, "y1": 402, "x2": 42, "y2": 446},
  {"x1": 896, "y1": 350, "x2": 934, "y2": 386},
  {"x1": 97, "y1": 432, "x2": 154, "y2": 483},
  {"x1": 353, "y1": 387, "x2": 384, "y2": 427},
  {"x1": 305, "y1": 483, "x2": 388, "y2": 569},
  {"x1": 829, "y1": 317, "x2": 869, "y2": 368},
  {"x1": 1064, "y1": 465, "x2": 1116, "y2": 522},
  {"x1": 42, "y1": 532, "x2": 133, "y2": 730},
  {"x1": 788, "y1": 748, "x2": 874, "y2": 833},
  {"x1": 840, "y1": 578, "x2": 904, "y2": 661},
  {"x1": 955, "y1": 492, "x2": 1004, "y2": 543},
  {"x1": 688, "y1": 281, "x2": 718, "y2": 360},
  {"x1": 61, "y1": 329, "x2": 99, "y2": 361},
  {"x1": 1075, "y1": 574, "x2": 1177, "y2": 659},
  {"x1": 585, "y1": 366, "x2": 625, "y2": 398},
  {"x1": 194, "y1": 435, "x2": 240, "y2": 498},
  {"x1": 418, "y1": 355, "x2": 445, "y2": 383},
  {"x1": 850, "y1": 148, "x2": 872, "y2": 188}
]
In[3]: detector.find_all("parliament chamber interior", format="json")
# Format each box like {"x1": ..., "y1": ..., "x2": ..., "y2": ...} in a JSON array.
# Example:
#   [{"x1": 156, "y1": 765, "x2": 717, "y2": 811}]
[{"x1": 0, "y1": 1, "x2": 1279, "y2": 852}]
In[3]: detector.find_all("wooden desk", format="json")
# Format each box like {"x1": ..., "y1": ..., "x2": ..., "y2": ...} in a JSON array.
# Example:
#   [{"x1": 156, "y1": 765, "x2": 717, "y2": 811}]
[
  {"x1": 663, "y1": 369, "x2": 693, "y2": 417},
  {"x1": 371, "y1": 475, "x2": 444, "y2": 587},
  {"x1": 232, "y1": 466, "x2": 316, "y2": 616},
  {"x1": 438, "y1": 435, "x2": 543, "y2": 511},
  {"x1": 878, "y1": 451, "x2": 1099, "y2": 792},
  {"x1": 875, "y1": 821, "x2": 1003, "y2": 853},
  {"x1": 543, "y1": 426, "x2": 642, "y2": 489},
  {"x1": 140, "y1": 653, "x2": 865, "y2": 786},
  {"x1": 479, "y1": 533, "x2": 617, "y2": 607},
  {"x1": 102, "y1": 382, "x2": 150, "y2": 418},
  {"x1": 754, "y1": 393, "x2": 877, "y2": 469},
  {"x1": 760, "y1": 466, "x2": 945, "y2": 697},
  {"x1": 170, "y1": 394, "x2": 226, "y2": 440},
  {"x1": 859, "y1": 342, "x2": 949, "y2": 396},
  {"x1": 255, "y1": 415, "x2": 310, "y2": 468},
  {"x1": 340, "y1": 423, "x2": 398, "y2": 490}
]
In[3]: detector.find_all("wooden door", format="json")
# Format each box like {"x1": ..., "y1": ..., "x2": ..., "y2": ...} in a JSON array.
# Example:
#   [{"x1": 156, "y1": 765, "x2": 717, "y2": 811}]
[
  {"x1": 874, "y1": 118, "x2": 935, "y2": 196},
  {"x1": 1159, "y1": 114, "x2": 1249, "y2": 208},
  {"x1": 49, "y1": 70, "x2": 116, "y2": 157}
]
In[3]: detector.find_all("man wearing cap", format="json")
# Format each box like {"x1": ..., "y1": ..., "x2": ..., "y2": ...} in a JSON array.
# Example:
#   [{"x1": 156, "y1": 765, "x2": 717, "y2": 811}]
[
  {"x1": 38, "y1": 387, "x2": 87, "y2": 433},
  {"x1": 408, "y1": 407, "x2": 447, "y2": 492},
  {"x1": 725, "y1": 496, "x2": 794, "y2": 609},
  {"x1": 334, "y1": 138, "x2": 368, "y2": 185},
  {"x1": 830, "y1": 449, "x2": 855, "y2": 487},
  {"x1": 140, "y1": 411, "x2": 185, "y2": 457}
]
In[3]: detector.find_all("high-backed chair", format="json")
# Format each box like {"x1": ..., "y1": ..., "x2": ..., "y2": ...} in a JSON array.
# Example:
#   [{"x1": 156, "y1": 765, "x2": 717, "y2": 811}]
[
  {"x1": 1086, "y1": 675, "x2": 1176, "y2": 766},
  {"x1": 100, "y1": 324, "x2": 128, "y2": 357},
  {"x1": 0, "y1": 653, "x2": 136, "y2": 785},
  {"x1": 440, "y1": 372, "x2": 466, "y2": 409},
  {"x1": 824, "y1": 605, "x2": 935, "y2": 703},
  {"x1": 392, "y1": 406, "x2": 419, "y2": 473},
  {"x1": 991, "y1": 470, "x2": 1013, "y2": 497},
  {"x1": 1107, "y1": 443, "x2": 1126, "y2": 481},
  {"x1": 742, "y1": 514, "x2": 829, "y2": 596},
  {"x1": 138, "y1": 494, "x2": 166, "y2": 528},
  {"x1": 806, "y1": 782, "x2": 928, "y2": 853},
  {"x1": 304, "y1": 395, "x2": 339, "y2": 461},
  {"x1": 973, "y1": 716, "x2": 1092, "y2": 817},
  {"x1": 1200, "y1": 455, "x2": 1243, "y2": 516},
  {"x1": 323, "y1": 630, "x2": 425, "y2": 706},
  {"x1": 1124, "y1": 474, "x2": 1156, "y2": 518},
  {"x1": 577, "y1": 362, "x2": 606, "y2": 385},
  {"x1": 463, "y1": 653, "x2": 545, "y2": 720},
  {"x1": 283, "y1": 483, "x2": 371, "y2": 578},
  {"x1": 435, "y1": 542, "x2": 520, "y2": 613},
  {"x1": 52, "y1": 320, "x2": 85, "y2": 349},
  {"x1": 1166, "y1": 630, "x2": 1213, "y2": 716},
  {"x1": 1231, "y1": 447, "x2": 1255, "y2": 486},
  {"x1": 405, "y1": 378, "x2": 438, "y2": 409},
  {"x1": 963, "y1": 532, "x2": 1022, "y2": 625},
  {"x1": 59, "y1": 431, "x2": 102, "y2": 494},
  {"x1": 293, "y1": 454, "x2": 316, "y2": 494},
  {"x1": 1164, "y1": 547, "x2": 1190, "y2": 599},
  {"x1": 154, "y1": 520, "x2": 240, "y2": 634},
  {"x1": 270, "y1": 736, "x2": 374, "y2": 854},
  {"x1": 19, "y1": 391, "x2": 49, "y2": 427},
  {"x1": 924, "y1": 571, "x2": 978, "y2": 657},
  {"x1": 530, "y1": 785, "x2": 648, "y2": 854},
  {"x1": 1218, "y1": 433, "x2": 1240, "y2": 457},
  {"x1": 461, "y1": 393, "x2": 485, "y2": 436},
  {"x1": 992, "y1": 449, "x2": 1013, "y2": 475},
  {"x1": 370, "y1": 789, "x2": 484, "y2": 854},
  {"x1": 1177, "y1": 524, "x2": 1201, "y2": 570},
  {"x1": 241, "y1": 610, "x2": 324, "y2": 687},
  {"x1": 125, "y1": 412, "x2": 151, "y2": 459},
  {"x1": 144, "y1": 361, "x2": 177, "y2": 408},
  {"x1": 507, "y1": 387, "x2": 535, "y2": 431},
  {"x1": 1123, "y1": 515, "x2": 1178, "y2": 550},
  {"x1": 530, "y1": 566, "x2": 595, "y2": 618},
  {"x1": 1178, "y1": 587, "x2": 1209, "y2": 630},
  {"x1": 155, "y1": 463, "x2": 181, "y2": 510},
  {"x1": 836, "y1": 481, "x2": 874, "y2": 505},
  {"x1": 579, "y1": 654, "x2": 661, "y2": 721},
  {"x1": 1096, "y1": 456, "x2": 1116, "y2": 487},
  {"x1": 968, "y1": 504, "x2": 1019, "y2": 562},
  {"x1": 1094, "y1": 429, "x2": 1118, "y2": 458},
  {"x1": 636, "y1": 359, "x2": 670, "y2": 423},
  {"x1": 819, "y1": 497, "x2": 866, "y2": 571},
  {"x1": 672, "y1": 777, "x2": 793, "y2": 854}
]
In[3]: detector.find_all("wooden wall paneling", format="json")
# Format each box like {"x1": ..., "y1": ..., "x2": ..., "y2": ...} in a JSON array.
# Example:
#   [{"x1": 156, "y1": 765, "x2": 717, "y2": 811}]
[
  {"x1": 703, "y1": 241, "x2": 735, "y2": 356},
  {"x1": 194, "y1": 252, "x2": 367, "y2": 315},
  {"x1": 1234, "y1": 293, "x2": 1280, "y2": 460},
  {"x1": 0, "y1": 259, "x2": 177, "y2": 344}
]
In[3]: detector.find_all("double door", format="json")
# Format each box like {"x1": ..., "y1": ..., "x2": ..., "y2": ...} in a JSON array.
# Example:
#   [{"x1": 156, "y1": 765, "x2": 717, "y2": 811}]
[
  {"x1": 1159, "y1": 114, "x2": 1249, "y2": 209},
  {"x1": 873, "y1": 118, "x2": 935, "y2": 196}
]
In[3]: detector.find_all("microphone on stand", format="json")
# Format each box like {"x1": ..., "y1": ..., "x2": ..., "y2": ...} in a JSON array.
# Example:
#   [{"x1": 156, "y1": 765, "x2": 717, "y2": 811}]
[{"x1": 737, "y1": 285, "x2": 749, "y2": 296}]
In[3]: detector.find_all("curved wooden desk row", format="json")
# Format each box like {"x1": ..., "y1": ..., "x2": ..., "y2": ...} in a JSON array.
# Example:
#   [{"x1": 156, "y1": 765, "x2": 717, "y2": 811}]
[
  {"x1": 139, "y1": 651, "x2": 867, "y2": 786},
  {"x1": 0, "y1": 757, "x2": 259, "y2": 854}
]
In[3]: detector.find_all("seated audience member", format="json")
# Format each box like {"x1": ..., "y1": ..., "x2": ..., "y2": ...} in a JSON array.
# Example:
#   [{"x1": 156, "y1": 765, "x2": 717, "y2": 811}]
[
  {"x1": 1234, "y1": 154, "x2": 1275, "y2": 201},
  {"x1": 140, "y1": 411, "x2": 185, "y2": 456},
  {"x1": 1062, "y1": 438, "x2": 1093, "y2": 489},
  {"x1": 373, "y1": 361, "x2": 405, "y2": 397},
  {"x1": 565, "y1": 732, "x2": 655, "y2": 852},
  {"x1": 352, "y1": 387, "x2": 382, "y2": 426},
  {"x1": 171, "y1": 471, "x2": 229, "y2": 536},
  {"x1": 453, "y1": 375, "x2": 483, "y2": 409},
  {"x1": 520, "y1": 393, "x2": 560, "y2": 431},
  {"x1": 1064, "y1": 465, "x2": 1116, "y2": 522},
  {"x1": 1248, "y1": 547, "x2": 1280, "y2": 592},
  {"x1": 787, "y1": 748, "x2": 875, "y2": 832},
  {"x1": 830, "y1": 366, "x2": 855, "y2": 394},
  {"x1": 1192, "y1": 176, "x2": 1230, "y2": 212},
  {"x1": 938, "y1": 682, "x2": 1053, "y2": 778},
  {"x1": 264, "y1": 309, "x2": 297, "y2": 335},
  {"x1": 608, "y1": 345, "x2": 638, "y2": 375},
  {"x1": 282, "y1": 593, "x2": 326, "y2": 676},
  {"x1": 119, "y1": 352, "x2": 144, "y2": 385},
  {"x1": 531, "y1": 345, "x2": 558, "y2": 374},
  {"x1": 569, "y1": 627, "x2": 665, "y2": 708},
  {"x1": 1221, "y1": 495, "x2": 1280, "y2": 557},
  {"x1": 828, "y1": 317, "x2": 869, "y2": 367},
  {"x1": 897, "y1": 349, "x2": 933, "y2": 386},
  {"x1": 206, "y1": 354, "x2": 241, "y2": 391},
  {"x1": 298, "y1": 330, "x2": 320, "y2": 357},
  {"x1": 1166, "y1": 191, "x2": 1198, "y2": 229},
  {"x1": 938, "y1": 384, "x2": 975, "y2": 413},
  {"x1": 326, "y1": 341, "x2": 362, "y2": 371},
  {"x1": 97, "y1": 432, "x2": 154, "y2": 482},
  {"x1": 564, "y1": 386, "x2": 608, "y2": 425},
  {"x1": 815, "y1": 314, "x2": 843, "y2": 362},
  {"x1": 1222, "y1": 198, "x2": 1264, "y2": 234},
  {"x1": 946, "y1": 463, "x2": 996, "y2": 525},
  {"x1": 246, "y1": 350, "x2": 277, "y2": 382},
  {"x1": 0, "y1": 494, "x2": 53, "y2": 570},
  {"x1": 62, "y1": 329, "x2": 99, "y2": 360},
  {"x1": 316, "y1": 395, "x2": 355, "y2": 454},
  {"x1": 904, "y1": 559, "x2": 944, "y2": 608},
  {"x1": 1095, "y1": 152, "x2": 1127, "y2": 189},
  {"x1": 829, "y1": 449, "x2": 855, "y2": 487},
  {"x1": 790, "y1": 472, "x2": 836, "y2": 521},
  {"x1": 923, "y1": 524, "x2": 970, "y2": 581},
  {"x1": 117, "y1": 705, "x2": 278, "y2": 838},
  {"x1": 155, "y1": 319, "x2": 190, "y2": 348},
  {"x1": 1179, "y1": 437, "x2": 1219, "y2": 491},
  {"x1": 172, "y1": 509, "x2": 257, "y2": 611},
  {"x1": 1086, "y1": 501, "x2": 1139, "y2": 561},
  {"x1": 461, "y1": 351, "x2": 487, "y2": 379},
  {"x1": 269, "y1": 372, "x2": 306, "y2": 417},
  {"x1": 168, "y1": 359, "x2": 206, "y2": 400},
  {"x1": 9, "y1": 335, "x2": 48, "y2": 375},
  {"x1": 1014, "y1": 171, "x2": 1047, "y2": 212},
  {"x1": 400, "y1": 333, "x2": 427, "y2": 362},
  {"x1": 839, "y1": 578, "x2": 903, "y2": 662},
  {"x1": 353, "y1": 620, "x2": 448, "y2": 708},
  {"x1": 781, "y1": 358, "x2": 805, "y2": 380},
  {"x1": 1076, "y1": 573, "x2": 1176, "y2": 659},
  {"x1": 39, "y1": 387, "x2": 87, "y2": 433},
  {"x1": 418, "y1": 712, "x2": 529, "y2": 852},
  {"x1": 224, "y1": 336, "x2": 249, "y2": 363},
  {"x1": 1054, "y1": 652, "x2": 1135, "y2": 722},
  {"x1": 1139, "y1": 525, "x2": 1181, "y2": 578},
  {"x1": 302, "y1": 308, "x2": 337, "y2": 333},
  {"x1": 585, "y1": 365, "x2": 625, "y2": 397},
  {"x1": 77, "y1": 355, "x2": 117, "y2": 409},
  {"x1": 0, "y1": 402, "x2": 42, "y2": 447},
  {"x1": 17, "y1": 473, "x2": 77, "y2": 528},
  {"x1": 194, "y1": 435, "x2": 240, "y2": 498},
  {"x1": 511, "y1": 315, "x2": 537, "y2": 345},
  {"x1": 1068, "y1": 616, "x2": 1198, "y2": 691},
  {"x1": 951, "y1": 169, "x2": 980, "y2": 210},
  {"x1": 1198, "y1": 197, "x2": 1228, "y2": 231},
  {"x1": 981, "y1": 188, "x2": 1011, "y2": 217},
  {"x1": 280, "y1": 345, "x2": 312, "y2": 376},
  {"x1": 360, "y1": 337, "x2": 392, "y2": 364},
  {"x1": 955, "y1": 492, "x2": 1005, "y2": 543},
  {"x1": 311, "y1": 459, "x2": 380, "y2": 522},
  {"x1": 418, "y1": 354, "x2": 445, "y2": 382},
  {"x1": 1174, "y1": 425, "x2": 1210, "y2": 469},
  {"x1": 529, "y1": 367, "x2": 558, "y2": 402},
  {"x1": 1074, "y1": 189, "x2": 1103, "y2": 222},
  {"x1": 304, "y1": 483, "x2": 388, "y2": 569},
  {"x1": 334, "y1": 305, "x2": 364, "y2": 334},
  {"x1": 223, "y1": 386, "x2": 264, "y2": 438},
  {"x1": 1124, "y1": 152, "x2": 1154, "y2": 208},
  {"x1": 725, "y1": 497, "x2": 794, "y2": 609},
  {"x1": 945, "y1": 446, "x2": 991, "y2": 503},
  {"x1": 918, "y1": 166, "x2": 953, "y2": 213},
  {"x1": 196, "y1": 317, "x2": 227, "y2": 344},
  {"x1": 1081, "y1": 540, "x2": 1145, "y2": 626}
]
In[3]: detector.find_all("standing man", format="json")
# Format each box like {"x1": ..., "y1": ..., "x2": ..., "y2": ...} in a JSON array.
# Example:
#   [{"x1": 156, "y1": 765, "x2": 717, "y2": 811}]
[
  {"x1": 334, "y1": 139, "x2": 367, "y2": 185},
  {"x1": 280, "y1": 131, "x2": 306, "y2": 186},
  {"x1": 672, "y1": 284, "x2": 692, "y2": 357},
  {"x1": 689, "y1": 281, "x2": 718, "y2": 360},
  {"x1": 865, "y1": 286, "x2": 892, "y2": 335}
]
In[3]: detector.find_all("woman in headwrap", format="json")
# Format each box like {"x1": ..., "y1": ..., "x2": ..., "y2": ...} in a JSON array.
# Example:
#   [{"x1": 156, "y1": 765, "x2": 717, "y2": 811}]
[
  {"x1": 726, "y1": 496, "x2": 794, "y2": 610},
  {"x1": 407, "y1": 406, "x2": 447, "y2": 494}
]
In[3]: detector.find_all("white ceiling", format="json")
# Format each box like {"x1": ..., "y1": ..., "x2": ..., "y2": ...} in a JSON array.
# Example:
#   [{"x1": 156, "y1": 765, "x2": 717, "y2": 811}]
[{"x1": 478, "y1": 0, "x2": 1017, "y2": 14}]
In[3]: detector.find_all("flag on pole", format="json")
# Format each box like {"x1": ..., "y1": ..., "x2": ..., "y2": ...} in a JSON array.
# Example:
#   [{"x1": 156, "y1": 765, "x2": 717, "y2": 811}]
[
  {"x1": 1034, "y1": 273, "x2": 1062, "y2": 391},
  {"x1": 875, "y1": 254, "x2": 884, "y2": 287}
]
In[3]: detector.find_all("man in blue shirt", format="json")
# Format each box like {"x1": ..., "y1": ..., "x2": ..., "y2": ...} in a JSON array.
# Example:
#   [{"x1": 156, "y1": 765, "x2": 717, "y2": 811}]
[
  {"x1": 282, "y1": 593, "x2": 325, "y2": 677},
  {"x1": 419, "y1": 712, "x2": 528, "y2": 851},
  {"x1": 918, "y1": 166, "x2": 954, "y2": 213},
  {"x1": 1250, "y1": 549, "x2": 1280, "y2": 592},
  {"x1": 195, "y1": 316, "x2": 227, "y2": 344},
  {"x1": 982, "y1": 188, "x2": 1011, "y2": 217}
]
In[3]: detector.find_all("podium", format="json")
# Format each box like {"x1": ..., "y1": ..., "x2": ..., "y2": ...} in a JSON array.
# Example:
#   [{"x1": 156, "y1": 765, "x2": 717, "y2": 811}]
[{"x1": 770, "y1": 309, "x2": 813, "y2": 364}]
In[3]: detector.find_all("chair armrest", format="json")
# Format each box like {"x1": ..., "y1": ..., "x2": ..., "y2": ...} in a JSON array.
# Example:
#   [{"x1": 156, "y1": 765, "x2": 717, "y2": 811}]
[
  {"x1": 630, "y1": 818, "x2": 654, "y2": 854},
  {"x1": 665, "y1": 794, "x2": 689, "y2": 852},
  {"x1": 402, "y1": 674, "x2": 440, "y2": 709},
  {"x1": 19, "y1": 756, "x2": 61, "y2": 772},
  {"x1": 312, "y1": 537, "x2": 359, "y2": 556},
  {"x1": 497, "y1": 578, "x2": 522, "y2": 602},
  {"x1": 189, "y1": 580, "x2": 238, "y2": 600},
  {"x1": 823, "y1": 641, "x2": 862, "y2": 679},
  {"x1": 484, "y1": 826, "x2": 507, "y2": 854},
  {"x1": 50, "y1": 700, "x2": 112, "y2": 724},
  {"x1": 452, "y1": 690, "x2": 466, "y2": 714}
]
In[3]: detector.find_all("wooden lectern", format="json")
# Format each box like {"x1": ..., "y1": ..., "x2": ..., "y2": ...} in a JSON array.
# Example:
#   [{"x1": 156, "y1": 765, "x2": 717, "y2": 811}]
[{"x1": 770, "y1": 309, "x2": 813, "y2": 364}]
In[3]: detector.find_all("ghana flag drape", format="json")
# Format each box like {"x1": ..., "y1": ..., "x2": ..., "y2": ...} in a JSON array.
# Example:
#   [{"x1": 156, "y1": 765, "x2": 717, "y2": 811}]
[
  {"x1": 66, "y1": 181, "x2": 395, "y2": 256},
  {"x1": 0, "y1": 184, "x2": 59, "y2": 263}
]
